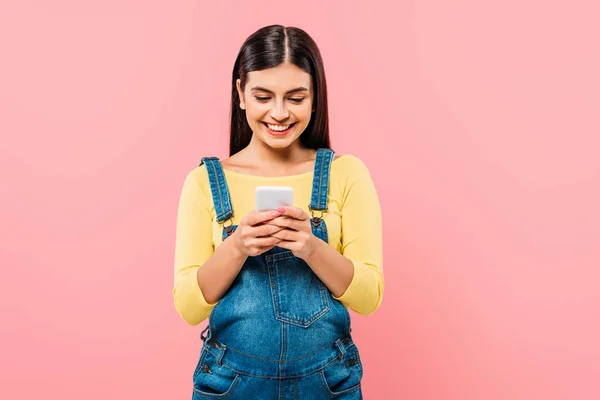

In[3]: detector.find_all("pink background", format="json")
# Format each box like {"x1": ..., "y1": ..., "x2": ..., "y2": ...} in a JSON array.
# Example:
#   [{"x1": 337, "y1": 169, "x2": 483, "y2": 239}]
[{"x1": 1, "y1": 1, "x2": 599, "y2": 399}]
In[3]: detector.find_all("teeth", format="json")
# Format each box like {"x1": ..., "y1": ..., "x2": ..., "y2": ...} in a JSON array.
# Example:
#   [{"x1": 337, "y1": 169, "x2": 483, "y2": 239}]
[{"x1": 266, "y1": 123, "x2": 291, "y2": 131}]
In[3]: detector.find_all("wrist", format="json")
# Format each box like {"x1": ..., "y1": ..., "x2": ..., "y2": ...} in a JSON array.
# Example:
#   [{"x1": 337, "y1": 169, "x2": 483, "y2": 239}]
[
  {"x1": 224, "y1": 230, "x2": 248, "y2": 260},
  {"x1": 303, "y1": 235, "x2": 324, "y2": 263}
]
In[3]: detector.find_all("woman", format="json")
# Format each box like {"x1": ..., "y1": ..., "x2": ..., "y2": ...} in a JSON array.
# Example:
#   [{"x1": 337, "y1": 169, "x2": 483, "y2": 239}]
[{"x1": 173, "y1": 25, "x2": 384, "y2": 399}]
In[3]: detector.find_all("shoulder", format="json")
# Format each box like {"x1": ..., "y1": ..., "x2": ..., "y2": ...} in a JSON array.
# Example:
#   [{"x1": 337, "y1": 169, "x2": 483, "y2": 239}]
[
  {"x1": 189, "y1": 155, "x2": 228, "y2": 180},
  {"x1": 187, "y1": 163, "x2": 209, "y2": 181},
  {"x1": 330, "y1": 154, "x2": 377, "y2": 197},
  {"x1": 332, "y1": 154, "x2": 371, "y2": 176},
  {"x1": 180, "y1": 164, "x2": 213, "y2": 201}
]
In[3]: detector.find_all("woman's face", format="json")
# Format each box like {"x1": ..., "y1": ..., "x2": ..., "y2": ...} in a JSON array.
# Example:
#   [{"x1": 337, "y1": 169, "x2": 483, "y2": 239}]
[{"x1": 237, "y1": 63, "x2": 314, "y2": 149}]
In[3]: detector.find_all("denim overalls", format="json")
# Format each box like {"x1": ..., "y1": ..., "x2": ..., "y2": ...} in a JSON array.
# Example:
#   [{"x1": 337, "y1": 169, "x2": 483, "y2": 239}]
[{"x1": 192, "y1": 148, "x2": 363, "y2": 399}]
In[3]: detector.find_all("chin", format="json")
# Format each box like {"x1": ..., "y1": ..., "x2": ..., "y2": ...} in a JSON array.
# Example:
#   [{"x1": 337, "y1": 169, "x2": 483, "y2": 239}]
[
  {"x1": 258, "y1": 133, "x2": 300, "y2": 148},
  {"x1": 264, "y1": 138, "x2": 293, "y2": 149}
]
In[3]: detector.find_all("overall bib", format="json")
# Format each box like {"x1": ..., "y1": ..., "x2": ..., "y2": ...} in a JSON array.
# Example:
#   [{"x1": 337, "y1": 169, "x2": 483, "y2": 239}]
[{"x1": 192, "y1": 149, "x2": 364, "y2": 399}]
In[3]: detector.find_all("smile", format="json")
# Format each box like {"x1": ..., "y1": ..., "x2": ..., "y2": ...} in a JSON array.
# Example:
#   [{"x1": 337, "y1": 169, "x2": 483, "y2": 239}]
[{"x1": 262, "y1": 122, "x2": 297, "y2": 136}]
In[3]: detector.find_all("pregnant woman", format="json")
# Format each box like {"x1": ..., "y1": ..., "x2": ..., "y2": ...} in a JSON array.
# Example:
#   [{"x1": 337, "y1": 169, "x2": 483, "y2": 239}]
[{"x1": 173, "y1": 24, "x2": 384, "y2": 399}]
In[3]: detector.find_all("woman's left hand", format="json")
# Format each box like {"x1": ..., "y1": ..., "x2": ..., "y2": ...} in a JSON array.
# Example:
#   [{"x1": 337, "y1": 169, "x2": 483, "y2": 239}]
[{"x1": 265, "y1": 206, "x2": 319, "y2": 260}]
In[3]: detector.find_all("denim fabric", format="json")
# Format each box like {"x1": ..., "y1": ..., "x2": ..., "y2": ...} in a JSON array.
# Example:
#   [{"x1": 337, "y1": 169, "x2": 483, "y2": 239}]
[
  {"x1": 200, "y1": 157, "x2": 234, "y2": 223},
  {"x1": 309, "y1": 148, "x2": 335, "y2": 212},
  {"x1": 194, "y1": 148, "x2": 363, "y2": 399}
]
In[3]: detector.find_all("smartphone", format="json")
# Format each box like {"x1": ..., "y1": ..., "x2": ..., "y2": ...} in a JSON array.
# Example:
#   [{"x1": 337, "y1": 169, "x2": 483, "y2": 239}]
[{"x1": 255, "y1": 186, "x2": 294, "y2": 212}]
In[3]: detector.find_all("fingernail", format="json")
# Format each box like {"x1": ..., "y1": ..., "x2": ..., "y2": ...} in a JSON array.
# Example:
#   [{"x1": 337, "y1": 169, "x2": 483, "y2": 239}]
[
  {"x1": 271, "y1": 211, "x2": 279, "y2": 216},
  {"x1": 277, "y1": 207, "x2": 285, "y2": 213}
]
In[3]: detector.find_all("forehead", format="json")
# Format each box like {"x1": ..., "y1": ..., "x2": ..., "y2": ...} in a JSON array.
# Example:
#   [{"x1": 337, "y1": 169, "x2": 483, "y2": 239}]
[{"x1": 246, "y1": 63, "x2": 312, "y2": 92}]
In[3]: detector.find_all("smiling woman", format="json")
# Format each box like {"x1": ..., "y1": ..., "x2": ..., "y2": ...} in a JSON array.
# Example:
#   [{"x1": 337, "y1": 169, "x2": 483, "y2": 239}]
[{"x1": 173, "y1": 24, "x2": 383, "y2": 400}]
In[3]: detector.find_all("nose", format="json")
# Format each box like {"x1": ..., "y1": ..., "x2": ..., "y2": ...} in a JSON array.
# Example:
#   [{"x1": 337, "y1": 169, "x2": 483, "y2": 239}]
[{"x1": 269, "y1": 99, "x2": 290, "y2": 121}]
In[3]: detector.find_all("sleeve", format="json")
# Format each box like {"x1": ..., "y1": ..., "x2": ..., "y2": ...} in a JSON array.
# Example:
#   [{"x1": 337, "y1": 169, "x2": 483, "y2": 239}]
[
  {"x1": 332, "y1": 156, "x2": 384, "y2": 316},
  {"x1": 172, "y1": 168, "x2": 219, "y2": 325}
]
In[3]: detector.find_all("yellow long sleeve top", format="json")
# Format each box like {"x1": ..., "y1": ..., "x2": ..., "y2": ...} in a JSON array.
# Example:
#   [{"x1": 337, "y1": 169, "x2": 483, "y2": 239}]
[{"x1": 173, "y1": 154, "x2": 384, "y2": 326}]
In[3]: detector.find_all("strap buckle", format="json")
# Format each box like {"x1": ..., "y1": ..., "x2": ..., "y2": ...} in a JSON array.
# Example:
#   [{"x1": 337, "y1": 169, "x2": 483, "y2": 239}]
[
  {"x1": 200, "y1": 325, "x2": 210, "y2": 342},
  {"x1": 219, "y1": 217, "x2": 234, "y2": 236},
  {"x1": 217, "y1": 214, "x2": 234, "y2": 225},
  {"x1": 308, "y1": 205, "x2": 327, "y2": 219},
  {"x1": 308, "y1": 206, "x2": 327, "y2": 227}
]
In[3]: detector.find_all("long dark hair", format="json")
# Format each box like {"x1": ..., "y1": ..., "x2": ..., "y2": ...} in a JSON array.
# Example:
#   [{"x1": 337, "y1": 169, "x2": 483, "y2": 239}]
[{"x1": 229, "y1": 25, "x2": 331, "y2": 156}]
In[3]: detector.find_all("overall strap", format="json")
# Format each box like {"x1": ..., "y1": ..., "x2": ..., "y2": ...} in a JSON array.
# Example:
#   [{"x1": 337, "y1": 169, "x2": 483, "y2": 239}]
[
  {"x1": 309, "y1": 148, "x2": 335, "y2": 212},
  {"x1": 199, "y1": 157, "x2": 234, "y2": 223}
]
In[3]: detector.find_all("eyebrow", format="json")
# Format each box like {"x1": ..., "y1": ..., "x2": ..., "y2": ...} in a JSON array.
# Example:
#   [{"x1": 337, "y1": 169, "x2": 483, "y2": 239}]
[{"x1": 250, "y1": 86, "x2": 309, "y2": 95}]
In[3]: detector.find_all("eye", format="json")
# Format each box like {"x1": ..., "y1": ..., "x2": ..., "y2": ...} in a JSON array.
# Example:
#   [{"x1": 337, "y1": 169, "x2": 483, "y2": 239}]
[{"x1": 254, "y1": 96, "x2": 305, "y2": 103}]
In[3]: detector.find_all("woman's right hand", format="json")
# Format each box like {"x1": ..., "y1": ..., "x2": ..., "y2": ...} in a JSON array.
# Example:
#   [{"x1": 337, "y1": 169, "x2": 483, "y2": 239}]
[{"x1": 231, "y1": 210, "x2": 285, "y2": 257}]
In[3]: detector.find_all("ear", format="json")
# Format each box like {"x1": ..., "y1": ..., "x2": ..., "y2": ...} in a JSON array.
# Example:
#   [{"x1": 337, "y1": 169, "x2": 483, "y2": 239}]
[{"x1": 236, "y1": 78, "x2": 245, "y2": 104}]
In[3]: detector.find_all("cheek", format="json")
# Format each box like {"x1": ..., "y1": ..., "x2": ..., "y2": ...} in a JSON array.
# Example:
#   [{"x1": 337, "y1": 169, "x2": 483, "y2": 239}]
[
  {"x1": 297, "y1": 108, "x2": 313, "y2": 122},
  {"x1": 245, "y1": 107, "x2": 263, "y2": 121}
]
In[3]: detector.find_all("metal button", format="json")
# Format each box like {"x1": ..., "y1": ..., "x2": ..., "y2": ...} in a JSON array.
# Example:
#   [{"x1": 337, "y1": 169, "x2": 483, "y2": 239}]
[
  {"x1": 200, "y1": 365, "x2": 212, "y2": 374},
  {"x1": 342, "y1": 337, "x2": 349, "y2": 344},
  {"x1": 346, "y1": 359, "x2": 356, "y2": 367}
]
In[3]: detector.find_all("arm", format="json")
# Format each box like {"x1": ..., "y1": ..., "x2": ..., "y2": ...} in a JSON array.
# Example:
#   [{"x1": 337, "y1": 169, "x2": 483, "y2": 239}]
[
  {"x1": 172, "y1": 170, "x2": 247, "y2": 326},
  {"x1": 303, "y1": 238, "x2": 355, "y2": 299},
  {"x1": 271, "y1": 157, "x2": 384, "y2": 316},
  {"x1": 330, "y1": 157, "x2": 384, "y2": 315},
  {"x1": 172, "y1": 169, "x2": 284, "y2": 325}
]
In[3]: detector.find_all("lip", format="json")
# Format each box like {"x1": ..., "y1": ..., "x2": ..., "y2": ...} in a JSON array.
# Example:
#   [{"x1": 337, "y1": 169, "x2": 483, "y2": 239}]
[{"x1": 262, "y1": 122, "x2": 296, "y2": 136}]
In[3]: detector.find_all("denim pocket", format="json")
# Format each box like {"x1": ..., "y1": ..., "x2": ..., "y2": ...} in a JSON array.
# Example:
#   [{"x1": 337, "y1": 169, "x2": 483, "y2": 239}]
[
  {"x1": 267, "y1": 250, "x2": 330, "y2": 328},
  {"x1": 193, "y1": 349, "x2": 240, "y2": 399},
  {"x1": 318, "y1": 345, "x2": 363, "y2": 398}
]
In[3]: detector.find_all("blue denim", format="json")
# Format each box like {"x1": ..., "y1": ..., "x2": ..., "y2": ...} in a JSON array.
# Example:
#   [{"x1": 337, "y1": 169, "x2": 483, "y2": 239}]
[{"x1": 194, "y1": 149, "x2": 363, "y2": 399}]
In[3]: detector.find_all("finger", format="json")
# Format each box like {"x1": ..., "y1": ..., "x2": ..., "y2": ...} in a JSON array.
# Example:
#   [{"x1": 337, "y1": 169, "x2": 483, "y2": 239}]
[
  {"x1": 266, "y1": 216, "x2": 303, "y2": 231},
  {"x1": 246, "y1": 210, "x2": 281, "y2": 226},
  {"x1": 248, "y1": 236, "x2": 281, "y2": 248},
  {"x1": 249, "y1": 242, "x2": 281, "y2": 257},
  {"x1": 273, "y1": 239, "x2": 295, "y2": 252},
  {"x1": 270, "y1": 228, "x2": 298, "y2": 241},
  {"x1": 253, "y1": 223, "x2": 285, "y2": 237},
  {"x1": 277, "y1": 206, "x2": 308, "y2": 221}
]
